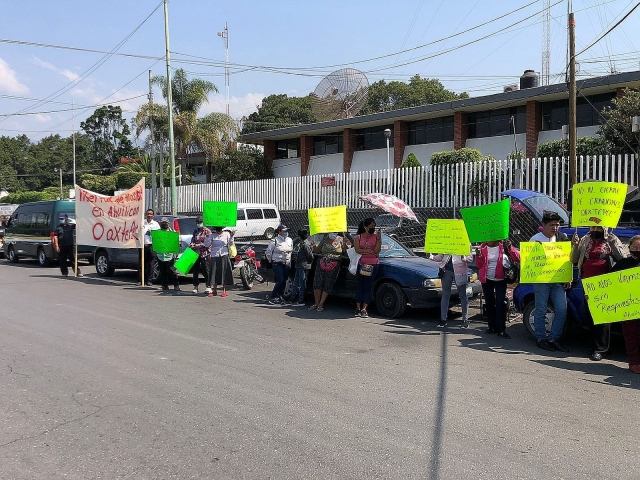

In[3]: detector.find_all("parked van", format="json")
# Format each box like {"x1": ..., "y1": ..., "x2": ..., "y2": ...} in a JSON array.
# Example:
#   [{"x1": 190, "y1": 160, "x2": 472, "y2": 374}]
[
  {"x1": 232, "y1": 203, "x2": 281, "y2": 239},
  {"x1": 3, "y1": 200, "x2": 93, "y2": 266}
]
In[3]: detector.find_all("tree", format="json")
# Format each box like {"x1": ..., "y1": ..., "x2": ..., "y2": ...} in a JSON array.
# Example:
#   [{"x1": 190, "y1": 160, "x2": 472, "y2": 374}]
[
  {"x1": 213, "y1": 145, "x2": 274, "y2": 183},
  {"x1": 241, "y1": 94, "x2": 316, "y2": 134},
  {"x1": 598, "y1": 88, "x2": 640, "y2": 156},
  {"x1": 117, "y1": 153, "x2": 185, "y2": 186},
  {"x1": 359, "y1": 75, "x2": 468, "y2": 115},
  {"x1": 536, "y1": 137, "x2": 608, "y2": 158},
  {"x1": 81, "y1": 105, "x2": 135, "y2": 169},
  {"x1": 401, "y1": 152, "x2": 421, "y2": 168}
]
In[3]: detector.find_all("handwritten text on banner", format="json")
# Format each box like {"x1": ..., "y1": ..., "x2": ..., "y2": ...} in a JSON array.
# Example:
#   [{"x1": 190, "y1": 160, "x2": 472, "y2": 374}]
[
  {"x1": 308, "y1": 205, "x2": 347, "y2": 235},
  {"x1": 520, "y1": 241, "x2": 573, "y2": 283},
  {"x1": 203, "y1": 201, "x2": 237, "y2": 227},
  {"x1": 583, "y1": 267, "x2": 640, "y2": 324},
  {"x1": 571, "y1": 181, "x2": 627, "y2": 227},
  {"x1": 460, "y1": 199, "x2": 510, "y2": 243},
  {"x1": 424, "y1": 219, "x2": 471, "y2": 256},
  {"x1": 75, "y1": 179, "x2": 144, "y2": 249}
]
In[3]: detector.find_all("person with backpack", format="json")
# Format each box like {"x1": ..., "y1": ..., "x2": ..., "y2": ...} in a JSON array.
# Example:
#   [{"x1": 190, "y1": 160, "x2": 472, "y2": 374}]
[
  {"x1": 285, "y1": 229, "x2": 314, "y2": 306},
  {"x1": 265, "y1": 225, "x2": 293, "y2": 305},
  {"x1": 189, "y1": 216, "x2": 211, "y2": 294}
]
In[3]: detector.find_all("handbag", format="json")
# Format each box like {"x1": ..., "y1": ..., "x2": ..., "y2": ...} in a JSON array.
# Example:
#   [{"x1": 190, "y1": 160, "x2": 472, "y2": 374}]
[
  {"x1": 319, "y1": 256, "x2": 339, "y2": 272},
  {"x1": 228, "y1": 243, "x2": 237, "y2": 258},
  {"x1": 347, "y1": 247, "x2": 361, "y2": 275},
  {"x1": 359, "y1": 264, "x2": 374, "y2": 276},
  {"x1": 503, "y1": 250, "x2": 520, "y2": 283}
]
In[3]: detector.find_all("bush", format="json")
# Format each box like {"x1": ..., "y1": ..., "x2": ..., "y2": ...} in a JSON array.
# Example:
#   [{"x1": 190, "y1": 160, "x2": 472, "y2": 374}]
[
  {"x1": 401, "y1": 152, "x2": 422, "y2": 168},
  {"x1": 115, "y1": 172, "x2": 151, "y2": 190},
  {"x1": 80, "y1": 174, "x2": 117, "y2": 195},
  {"x1": 536, "y1": 137, "x2": 608, "y2": 159},
  {"x1": 1, "y1": 191, "x2": 59, "y2": 204},
  {"x1": 430, "y1": 148, "x2": 483, "y2": 166}
]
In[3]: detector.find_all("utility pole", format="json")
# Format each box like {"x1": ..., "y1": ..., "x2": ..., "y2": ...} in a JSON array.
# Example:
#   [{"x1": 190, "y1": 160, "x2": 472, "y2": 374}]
[
  {"x1": 217, "y1": 23, "x2": 230, "y2": 117},
  {"x1": 148, "y1": 69, "x2": 157, "y2": 212},
  {"x1": 72, "y1": 100, "x2": 76, "y2": 188},
  {"x1": 542, "y1": 0, "x2": 551, "y2": 86},
  {"x1": 163, "y1": 0, "x2": 177, "y2": 215},
  {"x1": 568, "y1": 11, "x2": 577, "y2": 188}
]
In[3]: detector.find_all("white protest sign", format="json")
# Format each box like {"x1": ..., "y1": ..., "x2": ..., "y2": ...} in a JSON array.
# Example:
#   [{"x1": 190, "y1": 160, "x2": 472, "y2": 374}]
[{"x1": 75, "y1": 179, "x2": 145, "y2": 249}]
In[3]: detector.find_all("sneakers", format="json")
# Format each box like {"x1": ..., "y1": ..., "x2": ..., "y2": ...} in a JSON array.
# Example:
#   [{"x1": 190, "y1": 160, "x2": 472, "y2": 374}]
[
  {"x1": 360, "y1": 310, "x2": 369, "y2": 318},
  {"x1": 537, "y1": 339, "x2": 555, "y2": 351},
  {"x1": 293, "y1": 301, "x2": 305, "y2": 307},
  {"x1": 205, "y1": 287, "x2": 212, "y2": 294},
  {"x1": 268, "y1": 297, "x2": 281, "y2": 305},
  {"x1": 437, "y1": 320, "x2": 447, "y2": 328},
  {"x1": 590, "y1": 351, "x2": 604, "y2": 361},
  {"x1": 461, "y1": 320, "x2": 470, "y2": 329},
  {"x1": 192, "y1": 287, "x2": 198, "y2": 294},
  {"x1": 549, "y1": 340, "x2": 569, "y2": 353},
  {"x1": 281, "y1": 296, "x2": 291, "y2": 306},
  {"x1": 145, "y1": 281, "x2": 153, "y2": 286},
  {"x1": 174, "y1": 285, "x2": 181, "y2": 291},
  {"x1": 497, "y1": 331, "x2": 511, "y2": 339},
  {"x1": 354, "y1": 309, "x2": 361, "y2": 317}
]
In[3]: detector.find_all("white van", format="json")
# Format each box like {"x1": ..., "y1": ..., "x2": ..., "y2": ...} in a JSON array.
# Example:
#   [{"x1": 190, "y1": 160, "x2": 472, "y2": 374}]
[{"x1": 234, "y1": 203, "x2": 281, "y2": 239}]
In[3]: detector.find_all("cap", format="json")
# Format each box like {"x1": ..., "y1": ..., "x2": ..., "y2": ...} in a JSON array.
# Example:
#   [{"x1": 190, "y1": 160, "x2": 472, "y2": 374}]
[
  {"x1": 276, "y1": 224, "x2": 288, "y2": 232},
  {"x1": 160, "y1": 217, "x2": 169, "y2": 224},
  {"x1": 59, "y1": 213, "x2": 68, "y2": 219}
]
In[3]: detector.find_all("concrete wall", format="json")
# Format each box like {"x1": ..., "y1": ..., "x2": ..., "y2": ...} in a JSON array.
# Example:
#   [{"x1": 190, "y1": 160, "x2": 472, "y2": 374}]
[
  {"x1": 272, "y1": 157, "x2": 301, "y2": 178},
  {"x1": 350, "y1": 148, "x2": 395, "y2": 172},
  {"x1": 307, "y1": 153, "x2": 343, "y2": 175},
  {"x1": 402, "y1": 142, "x2": 454, "y2": 166},
  {"x1": 465, "y1": 133, "x2": 527, "y2": 161},
  {"x1": 538, "y1": 126, "x2": 599, "y2": 144}
]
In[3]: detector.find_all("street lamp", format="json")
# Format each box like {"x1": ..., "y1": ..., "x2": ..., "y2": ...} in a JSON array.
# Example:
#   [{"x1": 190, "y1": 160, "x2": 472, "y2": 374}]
[{"x1": 384, "y1": 128, "x2": 391, "y2": 193}]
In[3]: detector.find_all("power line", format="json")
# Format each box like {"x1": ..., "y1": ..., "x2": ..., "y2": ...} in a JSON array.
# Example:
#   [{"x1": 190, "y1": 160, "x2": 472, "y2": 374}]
[
  {"x1": 0, "y1": 94, "x2": 147, "y2": 117},
  {"x1": 575, "y1": 1, "x2": 640, "y2": 57}
]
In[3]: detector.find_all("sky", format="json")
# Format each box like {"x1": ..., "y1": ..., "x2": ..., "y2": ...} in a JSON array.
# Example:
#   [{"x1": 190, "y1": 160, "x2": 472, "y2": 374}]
[{"x1": 1, "y1": 0, "x2": 639, "y2": 142}]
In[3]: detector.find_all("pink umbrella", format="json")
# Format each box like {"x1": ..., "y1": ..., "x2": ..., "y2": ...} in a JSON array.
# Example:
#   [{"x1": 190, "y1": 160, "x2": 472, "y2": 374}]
[{"x1": 358, "y1": 193, "x2": 419, "y2": 222}]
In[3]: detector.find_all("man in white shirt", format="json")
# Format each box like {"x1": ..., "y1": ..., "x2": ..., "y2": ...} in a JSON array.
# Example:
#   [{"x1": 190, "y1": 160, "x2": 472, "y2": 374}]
[
  {"x1": 138, "y1": 208, "x2": 160, "y2": 286},
  {"x1": 530, "y1": 210, "x2": 570, "y2": 352}
]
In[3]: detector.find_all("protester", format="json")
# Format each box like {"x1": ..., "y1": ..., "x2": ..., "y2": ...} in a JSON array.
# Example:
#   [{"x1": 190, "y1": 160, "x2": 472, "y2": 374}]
[
  {"x1": 205, "y1": 227, "x2": 235, "y2": 297},
  {"x1": 138, "y1": 208, "x2": 160, "y2": 286},
  {"x1": 353, "y1": 218, "x2": 381, "y2": 318},
  {"x1": 286, "y1": 229, "x2": 313, "y2": 306},
  {"x1": 609, "y1": 235, "x2": 640, "y2": 373},
  {"x1": 265, "y1": 224, "x2": 294, "y2": 304},
  {"x1": 571, "y1": 226, "x2": 625, "y2": 360},
  {"x1": 475, "y1": 239, "x2": 520, "y2": 338},
  {"x1": 189, "y1": 216, "x2": 211, "y2": 294},
  {"x1": 156, "y1": 217, "x2": 180, "y2": 292},
  {"x1": 429, "y1": 253, "x2": 474, "y2": 328},
  {"x1": 530, "y1": 210, "x2": 571, "y2": 352},
  {"x1": 53, "y1": 213, "x2": 82, "y2": 277},
  {"x1": 310, "y1": 232, "x2": 344, "y2": 312}
]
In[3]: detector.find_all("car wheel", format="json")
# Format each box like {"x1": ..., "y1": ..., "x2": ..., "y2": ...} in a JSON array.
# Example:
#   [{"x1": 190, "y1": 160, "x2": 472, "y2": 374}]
[
  {"x1": 95, "y1": 251, "x2": 115, "y2": 277},
  {"x1": 37, "y1": 247, "x2": 49, "y2": 267},
  {"x1": 149, "y1": 257, "x2": 160, "y2": 284},
  {"x1": 7, "y1": 245, "x2": 18, "y2": 263},
  {"x1": 374, "y1": 282, "x2": 407, "y2": 318},
  {"x1": 283, "y1": 276, "x2": 293, "y2": 298},
  {"x1": 264, "y1": 227, "x2": 275, "y2": 240},
  {"x1": 522, "y1": 300, "x2": 569, "y2": 340}
]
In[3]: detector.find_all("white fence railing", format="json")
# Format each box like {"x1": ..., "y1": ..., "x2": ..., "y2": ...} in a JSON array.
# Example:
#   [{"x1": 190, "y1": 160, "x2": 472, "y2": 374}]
[{"x1": 149, "y1": 154, "x2": 638, "y2": 213}]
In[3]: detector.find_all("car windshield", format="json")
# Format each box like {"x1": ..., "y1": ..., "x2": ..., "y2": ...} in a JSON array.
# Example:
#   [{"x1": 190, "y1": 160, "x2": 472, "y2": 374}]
[
  {"x1": 520, "y1": 196, "x2": 569, "y2": 224},
  {"x1": 375, "y1": 215, "x2": 400, "y2": 228},
  {"x1": 379, "y1": 234, "x2": 414, "y2": 258}
]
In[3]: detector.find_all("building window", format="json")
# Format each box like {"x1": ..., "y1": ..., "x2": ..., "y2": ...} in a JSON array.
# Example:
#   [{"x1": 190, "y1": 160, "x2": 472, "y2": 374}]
[
  {"x1": 408, "y1": 116, "x2": 454, "y2": 145},
  {"x1": 313, "y1": 133, "x2": 343, "y2": 156},
  {"x1": 275, "y1": 138, "x2": 299, "y2": 159},
  {"x1": 541, "y1": 92, "x2": 614, "y2": 131},
  {"x1": 467, "y1": 107, "x2": 526, "y2": 139},
  {"x1": 355, "y1": 126, "x2": 394, "y2": 151}
]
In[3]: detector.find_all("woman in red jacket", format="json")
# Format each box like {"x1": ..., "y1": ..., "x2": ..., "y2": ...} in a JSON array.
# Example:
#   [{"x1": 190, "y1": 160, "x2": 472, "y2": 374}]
[{"x1": 475, "y1": 239, "x2": 520, "y2": 338}]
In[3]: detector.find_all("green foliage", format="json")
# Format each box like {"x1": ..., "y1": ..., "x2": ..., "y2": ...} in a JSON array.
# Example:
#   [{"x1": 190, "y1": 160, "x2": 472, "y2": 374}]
[
  {"x1": 115, "y1": 172, "x2": 151, "y2": 190},
  {"x1": 1, "y1": 190, "x2": 59, "y2": 204},
  {"x1": 79, "y1": 174, "x2": 117, "y2": 195},
  {"x1": 241, "y1": 94, "x2": 317, "y2": 134},
  {"x1": 536, "y1": 137, "x2": 608, "y2": 158},
  {"x1": 360, "y1": 75, "x2": 468, "y2": 116},
  {"x1": 506, "y1": 149, "x2": 526, "y2": 161},
  {"x1": 401, "y1": 152, "x2": 422, "y2": 168},
  {"x1": 430, "y1": 148, "x2": 483, "y2": 166},
  {"x1": 81, "y1": 105, "x2": 135, "y2": 169},
  {"x1": 214, "y1": 144, "x2": 274, "y2": 182},
  {"x1": 598, "y1": 88, "x2": 640, "y2": 155}
]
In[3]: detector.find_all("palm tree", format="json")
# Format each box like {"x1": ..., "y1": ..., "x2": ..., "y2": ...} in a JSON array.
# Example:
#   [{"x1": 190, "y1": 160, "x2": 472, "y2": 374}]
[
  {"x1": 117, "y1": 153, "x2": 187, "y2": 185},
  {"x1": 136, "y1": 69, "x2": 238, "y2": 184}
]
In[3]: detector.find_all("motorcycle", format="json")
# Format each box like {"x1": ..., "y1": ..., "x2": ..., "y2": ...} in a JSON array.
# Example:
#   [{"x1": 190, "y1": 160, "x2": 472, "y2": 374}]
[{"x1": 233, "y1": 234, "x2": 264, "y2": 290}]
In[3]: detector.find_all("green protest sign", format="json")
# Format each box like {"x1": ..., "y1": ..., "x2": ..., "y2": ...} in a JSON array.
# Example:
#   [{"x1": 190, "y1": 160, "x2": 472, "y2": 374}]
[
  {"x1": 460, "y1": 199, "x2": 510, "y2": 242},
  {"x1": 174, "y1": 247, "x2": 200, "y2": 275},
  {"x1": 583, "y1": 267, "x2": 640, "y2": 324},
  {"x1": 203, "y1": 201, "x2": 237, "y2": 227},
  {"x1": 150, "y1": 230, "x2": 180, "y2": 254}
]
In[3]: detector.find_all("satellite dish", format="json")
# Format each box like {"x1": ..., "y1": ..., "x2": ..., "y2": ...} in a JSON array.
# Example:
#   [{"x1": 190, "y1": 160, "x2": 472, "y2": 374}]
[{"x1": 311, "y1": 68, "x2": 369, "y2": 121}]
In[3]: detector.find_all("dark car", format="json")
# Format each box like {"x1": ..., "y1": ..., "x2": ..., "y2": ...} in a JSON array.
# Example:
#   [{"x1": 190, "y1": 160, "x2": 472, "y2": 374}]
[
  {"x1": 94, "y1": 215, "x2": 197, "y2": 281},
  {"x1": 275, "y1": 233, "x2": 481, "y2": 318},
  {"x1": 504, "y1": 188, "x2": 640, "y2": 339}
]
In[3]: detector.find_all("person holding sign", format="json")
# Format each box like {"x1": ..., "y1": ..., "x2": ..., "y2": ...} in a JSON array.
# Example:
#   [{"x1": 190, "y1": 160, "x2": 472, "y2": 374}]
[
  {"x1": 530, "y1": 211, "x2": 570, "y2": 352},
  {"x1": 205, "y1": 227, "x2": 235, "y2": 297},
  {"x1": 353, "y1": 218, "x2": 381, "y2": 318},
  {"x1": 571, "y1": 226, "x2": 625, "y2": 361},
  {"x1": 310, "y1": 233, "x2": 344, "y2": 312},
  {"x1": 156, "y1": 218, "x2": 180, "y2": 292},
  {"x1": 609, "y1": 235, "x2": 640, "y2": 373},
  {"x1": 475, "y1": 239, "x2": 520, "y2": 338},
  {"x1": 265, "y1": 225, "x2": 294, "y2": 305},
  {"x1": 428, "y1": 253, "x2": 474, "y2": 328},
  {"x1": 189, "y1": 217, "x2": 212, "y2": 294}
]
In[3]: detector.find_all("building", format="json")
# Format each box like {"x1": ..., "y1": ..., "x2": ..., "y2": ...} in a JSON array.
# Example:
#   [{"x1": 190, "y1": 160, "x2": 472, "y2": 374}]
[{"x1": 241, "y1": 70, "x2": 640, "y2": 178}]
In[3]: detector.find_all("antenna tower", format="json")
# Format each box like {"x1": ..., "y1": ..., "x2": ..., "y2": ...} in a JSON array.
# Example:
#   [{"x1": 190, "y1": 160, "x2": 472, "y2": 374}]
[
  {"x1": 217, "y1": 23, "x2": 230, "y2": 116},
  {"x1": 542, "y1": 0, "x2": 551, "y2": 86}
]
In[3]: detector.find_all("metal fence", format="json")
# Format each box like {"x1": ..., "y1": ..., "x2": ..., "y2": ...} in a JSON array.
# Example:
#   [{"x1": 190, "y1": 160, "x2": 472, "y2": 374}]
[{"x1": 149, "y1": 154, "x2": 637, "y2": 214}]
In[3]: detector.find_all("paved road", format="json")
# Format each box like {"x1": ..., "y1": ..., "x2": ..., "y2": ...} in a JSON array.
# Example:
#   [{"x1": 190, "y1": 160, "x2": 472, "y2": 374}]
[{"x1": 1, "y1": 260, "x2": 639, "y2": 479}]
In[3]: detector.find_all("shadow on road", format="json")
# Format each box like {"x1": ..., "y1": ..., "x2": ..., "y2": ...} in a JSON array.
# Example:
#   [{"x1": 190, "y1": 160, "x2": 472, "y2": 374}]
[{"x1": 531, "y1": 358, "x2": 640, "y2": 390}]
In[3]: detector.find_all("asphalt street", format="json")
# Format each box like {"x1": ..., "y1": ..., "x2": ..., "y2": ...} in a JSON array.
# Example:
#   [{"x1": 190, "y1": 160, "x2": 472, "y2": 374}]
[{"x1": 1, "y1": 260, "x2": 639, "y2": 479}]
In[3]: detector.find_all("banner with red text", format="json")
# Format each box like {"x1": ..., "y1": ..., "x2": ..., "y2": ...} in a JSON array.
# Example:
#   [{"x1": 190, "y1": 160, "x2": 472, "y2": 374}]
[{"x1": 75, "y1": 179, "x2": 144, "y2": 249}]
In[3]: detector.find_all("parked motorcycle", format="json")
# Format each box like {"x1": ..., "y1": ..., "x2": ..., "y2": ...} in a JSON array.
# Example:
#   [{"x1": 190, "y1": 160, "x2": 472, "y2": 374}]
[{"x1": 233, "y1": 232, "x2": 264, "y2": 290}]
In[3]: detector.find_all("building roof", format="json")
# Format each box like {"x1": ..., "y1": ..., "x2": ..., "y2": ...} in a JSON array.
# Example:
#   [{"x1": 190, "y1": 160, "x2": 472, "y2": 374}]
[{"x1": 242, "y1": 70, "x2": 640, "y2": 142}]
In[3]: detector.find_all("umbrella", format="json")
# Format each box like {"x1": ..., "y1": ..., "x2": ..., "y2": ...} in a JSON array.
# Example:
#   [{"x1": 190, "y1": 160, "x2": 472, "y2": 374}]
[{"x1": 358, "y1": 193, "x2": 419, "y2": 222}]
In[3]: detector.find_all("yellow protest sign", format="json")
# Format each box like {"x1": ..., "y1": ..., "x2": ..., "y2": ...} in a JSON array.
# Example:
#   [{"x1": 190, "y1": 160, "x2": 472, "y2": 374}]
[
  {"x1": 308, "y1": 205, "x2": 347, "y2": 235},
  {"x1": 571, "y1": 181, "x2": 627, "y2": 227},
  {"x1": 424, "y1": 219, "x2": 470, "y2": 256},
  {"x1": 520, "y1": 242, "x2": 573, "y2": 283},
  {"x1": 583, "y1": 267, "x2": 640, "y2": 324}
]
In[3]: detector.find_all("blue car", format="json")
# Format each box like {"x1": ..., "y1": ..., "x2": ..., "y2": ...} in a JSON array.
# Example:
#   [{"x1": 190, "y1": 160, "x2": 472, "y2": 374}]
[
  {"x1": 503, "y1": 188, "x2": 640, "y2": 339},
  {"x1": 284, "y1": 233, "x2": 482, "y2": 318}
]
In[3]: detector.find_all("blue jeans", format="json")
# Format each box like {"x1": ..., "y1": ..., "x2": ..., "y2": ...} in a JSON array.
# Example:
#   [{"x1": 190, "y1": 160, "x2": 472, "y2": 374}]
[
  {"x1": 440, "y1": 270, "x2": 468, "y2": 321},
  {"x1": 289, "y1": 267, "x2": 308, "y2": 302},
  {"x1": 271, "y1": 263, "x2": 290, "y2": 299},
  {"x1": 533, "y1": 283, "x2": 567, "y2": 342}
]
